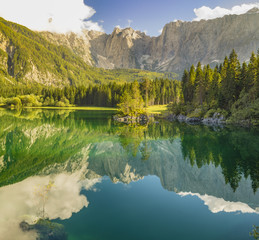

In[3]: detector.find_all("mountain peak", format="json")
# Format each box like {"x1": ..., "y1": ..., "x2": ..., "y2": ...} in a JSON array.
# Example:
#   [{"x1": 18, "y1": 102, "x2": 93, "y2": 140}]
[{"x1": 246, "y1": 7, "x2": 259, "y2": 14}]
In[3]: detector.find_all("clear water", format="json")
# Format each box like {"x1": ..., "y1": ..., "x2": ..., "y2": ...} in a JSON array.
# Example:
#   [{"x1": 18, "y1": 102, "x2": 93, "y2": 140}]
[{"x1": 0, "y1": 109, "x2": 258, "y2": 240}]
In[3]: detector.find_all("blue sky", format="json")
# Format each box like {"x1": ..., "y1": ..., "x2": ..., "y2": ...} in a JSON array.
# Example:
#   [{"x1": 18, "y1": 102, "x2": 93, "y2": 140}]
[
  {"x1": 0, "y1": 0, "x2": 258, "y2": 34},
  {"x1": 85, "y1": 0, "x2": 258, "y2": 35}
]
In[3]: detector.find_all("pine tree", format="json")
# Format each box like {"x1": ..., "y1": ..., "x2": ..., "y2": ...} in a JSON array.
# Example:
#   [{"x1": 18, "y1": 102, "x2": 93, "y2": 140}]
[
  {"x1": 188, "y1": 64, "x2": 196, "y2": 102},
  {"x1": 182, "y1": 70, "x2": 189, "y2": 103},
  {"x1": 142, "y1": 78, "x2": 150, "y2": 107},
  {"x1": 195, "y1": 62, "x2": 205, "y2": 105},
  {"x1": 247, "y1": 52, "x2": 258, "y2": 91},
  {"x1": 204, "y1": 65, "x2": 213, "y2": 104},
  {"x1": 240, "y1": 62, "x2": 248, "y2": 92}
]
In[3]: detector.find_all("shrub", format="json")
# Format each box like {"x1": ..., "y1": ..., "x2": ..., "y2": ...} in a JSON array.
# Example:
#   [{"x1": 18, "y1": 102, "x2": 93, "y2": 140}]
[
  {"x1": 187, "y1": 108, "x2": 203, "y2": 118},
  {"x1": 55, "y1": 101, "x2": 66, "y2": 107},
  {"x1": 167, "y1": 102, "x2": 186, "y2": 115},
  {"x1": 0, "y1": 97, "x2": 6, "y2": 104},
  {"x1": 204, "y1": 109, "x2": 216, "y2": 118},
  {"x1": 20, "y1": 95, "x2": 42, "y2": 107}
]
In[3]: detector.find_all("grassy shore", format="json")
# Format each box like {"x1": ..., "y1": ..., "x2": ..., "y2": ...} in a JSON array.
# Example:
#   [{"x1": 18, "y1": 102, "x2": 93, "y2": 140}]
[
  {"x1": 24, "y1": 106, "x2": 117, "y2": 111},
  {"x1": 146, "y1": 105, "x2": 168, "y2": 114},
  {"x1": 26, "y1": 105, "x2": 168, "y2": 114},
  {"x1": 0, "y1": 105, "x2": 168, "y2": 114}
]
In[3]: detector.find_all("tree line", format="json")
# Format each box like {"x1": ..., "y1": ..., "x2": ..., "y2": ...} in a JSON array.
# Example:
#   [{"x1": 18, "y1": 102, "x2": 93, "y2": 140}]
[
  {"x1": 169, "y1": 49, "x2": 259, "y2": 125},
  {"x1": 1, "y1": 49, "x2": 259, "y2": 123},
  {"x1": 0, "y1": 78, "x2": 182, "y2": 109}
]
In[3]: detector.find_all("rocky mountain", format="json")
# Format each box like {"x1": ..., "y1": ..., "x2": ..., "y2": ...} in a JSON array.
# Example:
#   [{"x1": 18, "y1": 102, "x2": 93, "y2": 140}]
[
  {"x1": 0, "y1": 18, "x2": 168, "y2": 86},
  {"x1": 42, "y1": 9, "x2": 259, "y2": 75},
  {"x1": 1, "y1": 9, "x2": 258, "y2": 85}
]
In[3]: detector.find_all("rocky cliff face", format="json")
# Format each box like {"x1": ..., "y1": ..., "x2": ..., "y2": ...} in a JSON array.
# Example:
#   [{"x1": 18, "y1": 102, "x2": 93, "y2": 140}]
[{"x1": 42, "y1": 9, "x2": 259, "y2": 75}]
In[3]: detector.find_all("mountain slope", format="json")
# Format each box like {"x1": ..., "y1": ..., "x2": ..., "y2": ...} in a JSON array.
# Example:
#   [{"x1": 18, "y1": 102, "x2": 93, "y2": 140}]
[
  {"x1": 44, "y1": 9, "x2": 259, "y2": 75},
  {"x1": 0, "y1": 17, "x2": 171, "y2": 87},
  {"x1": 1, "y1": 9, "x2": 258, "y2": 85}
]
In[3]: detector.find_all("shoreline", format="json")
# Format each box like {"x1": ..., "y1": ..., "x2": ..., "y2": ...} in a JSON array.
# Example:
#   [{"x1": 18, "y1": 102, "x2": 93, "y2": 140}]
[{"x1": 1, "y1": 106, "x2": 258, "y2": 127}]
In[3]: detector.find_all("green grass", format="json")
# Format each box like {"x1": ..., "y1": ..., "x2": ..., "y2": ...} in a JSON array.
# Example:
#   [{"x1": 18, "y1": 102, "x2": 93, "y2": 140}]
[
  {"x1": 24, "y1": 105, "x2": 168, "y2": 114},
  {"x1": 146, "y1": 105, "x2": 168, "y2": 114},
  {"x1": 25, "y1": 106, "x2": 118, "y2": 111}
]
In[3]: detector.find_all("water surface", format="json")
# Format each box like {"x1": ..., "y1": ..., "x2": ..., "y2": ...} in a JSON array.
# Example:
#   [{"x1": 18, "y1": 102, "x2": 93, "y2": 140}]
[{"x1": 0, "y1": 109, "x2": 258, "y2": 240}]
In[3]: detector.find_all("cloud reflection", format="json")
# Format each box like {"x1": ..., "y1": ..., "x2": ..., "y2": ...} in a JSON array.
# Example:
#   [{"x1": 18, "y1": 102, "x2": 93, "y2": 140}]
[
  {"x1": 178, "y1": 192, "x2": 259, "y2": 214},
  {"x1": 0, "y1": 172, "x2": 100, "y2": 240}
]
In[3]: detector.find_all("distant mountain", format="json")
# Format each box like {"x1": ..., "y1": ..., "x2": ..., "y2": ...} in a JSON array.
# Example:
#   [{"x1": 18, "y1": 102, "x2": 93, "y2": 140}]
[
  {"x1": 0, "y1": 18, "x2": 171, "y2": 87},
  {"x1": 1, "y1": 9, "x2": 259, "y2": 86},
  {"x1": 44, "y1": 9, "x2": 259, "y2": 75}
]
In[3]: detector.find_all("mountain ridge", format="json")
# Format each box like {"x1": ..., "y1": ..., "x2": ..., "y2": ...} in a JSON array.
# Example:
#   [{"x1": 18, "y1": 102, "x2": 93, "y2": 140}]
[
  {"x1": 41, "y1": 9, "x2": 259, "y2": 75},
  {"x1": 0, "y1": 17, "x2": 171, "y2": 86},
  {"x1": 1, "y1": 9, "x2": 259, "y2": 86}
]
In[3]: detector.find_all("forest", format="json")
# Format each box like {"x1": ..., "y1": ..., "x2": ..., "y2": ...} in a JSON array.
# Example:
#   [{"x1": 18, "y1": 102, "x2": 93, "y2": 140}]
[
  {"x1": 168, "y1": 49, "x2": 259, "y2": 125},
  {"x1": 0, "y1": 78, "x2": 181, "y2": 108},
  {"x1": 0, "y1": 49, "x2": 259, "y2": 125}
]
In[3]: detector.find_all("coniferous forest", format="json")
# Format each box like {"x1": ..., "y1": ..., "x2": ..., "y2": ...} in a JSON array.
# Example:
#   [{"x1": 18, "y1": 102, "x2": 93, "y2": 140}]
[
  {"x1": 0, "y1": 49, "x2": 259, "y2": 125},
  {"x1": 168, "y1": 49, "x2": 259, "y2": 125},
  {"x1": 0, "y1": 78, "x2": 181, "y2": 108}
]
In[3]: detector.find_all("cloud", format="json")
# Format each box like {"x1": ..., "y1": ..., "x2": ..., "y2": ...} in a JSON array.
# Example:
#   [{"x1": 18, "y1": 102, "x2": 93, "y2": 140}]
[
  {"x1": 127, "y1": 19, "x2": 133, "y2": 27},
  {"x1": 178, "y1": 192, "x2": 258, "y2": 214},
  {"x1": 0, "y1": 172, "x2": 100, "y2": 240},
  {"x1": 193, "y1": 3, "x2": 259, "y2": 21},
  {"x1": 158, "y1": 28, "x2": 163, "y2": 34},
  {"x1": 83, "y1": 20, "x2": 104, "y2": 32},
  {"x1": 0, "y1": 0, "x2": 104, "y2": 33},
  {"x1": 114, "y1": 19, "x2": 133, "y2": 31}
]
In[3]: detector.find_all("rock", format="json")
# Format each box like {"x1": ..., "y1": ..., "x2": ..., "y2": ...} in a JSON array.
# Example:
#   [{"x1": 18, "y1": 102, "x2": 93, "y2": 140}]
[
  {"x1": 20, "y1": 221, "x2": 33, "y2": 232},
  {"x1": 40, "y1": 9, "x2": 259, "y2": 75},
  {"x1": 177, "y1": 115, "x2": 187, "y2": 122},
  {"x1": 202, "y1": 112, "x2": 226, "y2": 125},
  {"x1": 186, "y1": 117, "x2": 202, "y2": 123},
  {"x1": 20, "y1": 220, "x2": 67, "y2": 240},
  {"x1": 113, "y1": 114, "x2": 149, "y2": 124},
  {"x1": 166, "y1": 114, "x2": 176, "y2": 121},
  {"x1": 166, "y1": 112, "x2": 226, "y2": 126}
]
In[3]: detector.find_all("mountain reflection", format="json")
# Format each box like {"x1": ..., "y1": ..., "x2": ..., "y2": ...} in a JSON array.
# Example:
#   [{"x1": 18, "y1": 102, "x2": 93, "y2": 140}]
[
  {"x1": 0, "y1": 109, "x2": 258, "y2": 239},
  {"x1": 0, "y1": 109, "x2": 258, "y2": 207}
]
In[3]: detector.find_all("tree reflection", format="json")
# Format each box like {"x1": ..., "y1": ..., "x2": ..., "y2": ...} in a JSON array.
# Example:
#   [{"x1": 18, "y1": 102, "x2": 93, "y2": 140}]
[{"x1": 0, "y1": 109, "x2": 258, "y2": 193}]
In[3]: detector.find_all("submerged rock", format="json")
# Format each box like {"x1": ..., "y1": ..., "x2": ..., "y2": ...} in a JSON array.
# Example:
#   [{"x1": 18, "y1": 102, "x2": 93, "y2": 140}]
[
  {"x1": 166, "y1": 112, "x2": 226, "y2": 126},
  {"x1": 177, "y1": 115, "x2": 187, "y2": 122},
  {"x1": 186, "y1": 117, "x2": 202, "y2": 123},
  {"x1": 20, "y1": 219, "x2": 67, "y2": 240},
  {"x1": 113, "y1": 114, "x2": 149, "y2": 124},
  {"x1": 202, "y1": 112, "x2": 226, "y2": 125}
]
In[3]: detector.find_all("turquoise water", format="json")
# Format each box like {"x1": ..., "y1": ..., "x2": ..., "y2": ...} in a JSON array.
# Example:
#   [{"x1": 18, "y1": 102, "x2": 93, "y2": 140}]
[{"x1": 0, "y1": 109, "x2": 258, "y2": 240}]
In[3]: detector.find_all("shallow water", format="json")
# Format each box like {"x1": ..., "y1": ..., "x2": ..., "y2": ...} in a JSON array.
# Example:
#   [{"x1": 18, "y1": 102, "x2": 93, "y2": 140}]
[{"x1": 0, "y1": 109, "x2": 258, "y2": 240}]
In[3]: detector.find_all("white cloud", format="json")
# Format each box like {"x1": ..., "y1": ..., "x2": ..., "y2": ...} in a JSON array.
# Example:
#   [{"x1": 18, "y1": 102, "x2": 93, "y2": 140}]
[
  {"x1": 158, "y1": 28, "x2": 163, "y2": 34},
  {"x1": 83, "y1": 21, "x2": 103, "y2": 32},
  {"x1": 0, "y1": 172, "x2": 101, "y2": 240},
  {"x1": 193, "y1": 3, "x2": 259, "y2": 21},
  {"x1": 127, "y1": 19, "x2": 133, "y2": 27},
  {"x1": 0, "y1": 0, "x2": 104, "y2": 33},
  {"x1": 114, "y1": 19, "x2": 133, "y2": 31}
]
